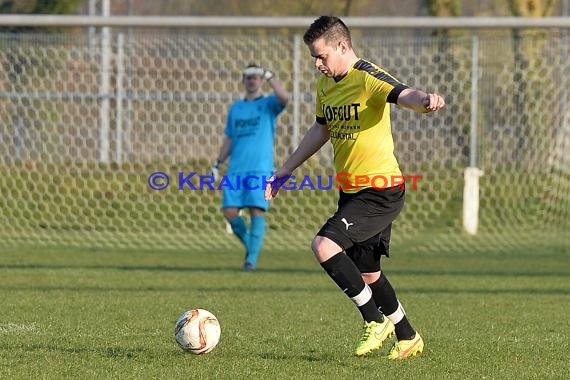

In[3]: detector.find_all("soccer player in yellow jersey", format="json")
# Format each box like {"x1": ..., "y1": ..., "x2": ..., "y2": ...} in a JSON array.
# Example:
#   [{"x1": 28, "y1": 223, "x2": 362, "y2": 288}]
[{"x1": 265, "y1": 16, "x2": 445, "y2": 359}]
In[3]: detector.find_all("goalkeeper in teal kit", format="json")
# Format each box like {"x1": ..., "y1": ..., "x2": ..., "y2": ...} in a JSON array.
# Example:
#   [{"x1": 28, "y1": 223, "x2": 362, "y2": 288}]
[{"x1": 212, "y1": 64, "x2": 289, "y2": 271}]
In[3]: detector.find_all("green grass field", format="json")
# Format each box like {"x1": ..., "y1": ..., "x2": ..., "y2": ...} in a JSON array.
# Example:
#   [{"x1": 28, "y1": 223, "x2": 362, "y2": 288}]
[{"x1": 1, "y1": 241, "x2": 568, "y2": 379}]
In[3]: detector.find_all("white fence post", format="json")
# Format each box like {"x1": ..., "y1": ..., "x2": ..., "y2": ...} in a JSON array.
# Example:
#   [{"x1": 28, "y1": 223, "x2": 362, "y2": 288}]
[
  {"x1": 292, "y1": 33, "x2": 301, "y2": 152},
  {"x1": 463, "y1": 167, "x2": 484, "y2": 235},
  {"x1": 115, "y1": 33, "x2": 124, "y2": 164},
  {"x1": 98, "y1": 0, "x2": 111, "y2": 163},
  {"x1": 463, "y1": 34, "x2": 482, "y2": 235}
]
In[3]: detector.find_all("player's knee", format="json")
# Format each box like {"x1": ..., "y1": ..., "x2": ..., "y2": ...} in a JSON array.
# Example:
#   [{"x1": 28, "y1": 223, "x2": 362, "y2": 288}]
[
  {"x1": 361, "y1": 271, "x2": 381, "y2": 284},
  {"x1": 311, "y1": 236, "x2": 325, "y2": 255},
  {"x1": 223, "y1": 208, "x2": 239, "y2": 220},
  {"x1": 311, "y1": 236, "x2": 342, "y2": 263},
  {"x1": 249, "y1": 207, "x2": 265, "y2": 217}
]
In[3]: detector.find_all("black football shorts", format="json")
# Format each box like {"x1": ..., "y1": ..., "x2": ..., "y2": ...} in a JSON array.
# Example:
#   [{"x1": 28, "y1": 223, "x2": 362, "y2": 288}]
[{"x1": 316, "y1": 186, "x2": 405, "y2": 273}]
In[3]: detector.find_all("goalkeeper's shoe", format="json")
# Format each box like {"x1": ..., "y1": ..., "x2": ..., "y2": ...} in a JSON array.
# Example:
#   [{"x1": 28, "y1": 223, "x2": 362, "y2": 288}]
[
  {"x1": 242, "y1": 262, "x2": 256, "y2": 272},
  {"x1": 355, "y1": 318, "x2": 395, "y2": 357},
  {"x1": 387, "y1": 332, "x2": 424, "y2": 359}
]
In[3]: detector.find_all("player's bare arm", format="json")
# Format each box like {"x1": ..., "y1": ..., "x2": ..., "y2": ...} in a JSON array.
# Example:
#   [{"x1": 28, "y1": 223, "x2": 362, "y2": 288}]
[
  {"x1": 216, "y1": 136, "x2": 232, "y2": 163},
  {"x1": 265, "y1": 121, "x2": 329, "y2": 200},
  {"x1": 397, "y1": 88, "x2": 445, "y2": 113},
  {"x1": 265, "y1": 72, "x2": 290, "y2": 106},
  {"x1": 212, "y1": 136, "x2": 232, "y2": 181}
]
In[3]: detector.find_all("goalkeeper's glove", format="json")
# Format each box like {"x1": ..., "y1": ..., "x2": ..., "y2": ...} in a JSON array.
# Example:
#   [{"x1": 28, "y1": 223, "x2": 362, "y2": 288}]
[
  {"x1": 263, "y1": 69, "x2": 274, "y2": 80},
  {"x1": 211, "y1": 160, "x2": 221, "y2": 182}
]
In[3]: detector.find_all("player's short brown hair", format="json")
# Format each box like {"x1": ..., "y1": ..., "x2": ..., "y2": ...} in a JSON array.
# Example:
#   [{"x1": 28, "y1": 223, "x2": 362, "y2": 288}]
[{"x1": 303, "y1": 16, "x2": 352, "y2": 48}]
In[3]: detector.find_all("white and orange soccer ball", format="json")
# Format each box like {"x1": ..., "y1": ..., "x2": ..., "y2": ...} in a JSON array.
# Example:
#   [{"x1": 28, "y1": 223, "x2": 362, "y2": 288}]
[{"x1": 174, "y1": 308, "x2": 221, "y2": 354}]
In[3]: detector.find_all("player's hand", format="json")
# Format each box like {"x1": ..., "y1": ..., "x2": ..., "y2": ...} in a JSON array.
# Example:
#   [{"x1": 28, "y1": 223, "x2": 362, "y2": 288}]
[
  {"x1": 422, "y1": 93, "x2": 445, "y2": 112},
  {"x1": 264, "y1": 167, "x2": 291, "y2": 201},
  {"x1": 263, "y1": 69, "x2": 274, "y2": 81},
  {"x1": 211, "y1": 160, "x2": 221, "y2": 182}
]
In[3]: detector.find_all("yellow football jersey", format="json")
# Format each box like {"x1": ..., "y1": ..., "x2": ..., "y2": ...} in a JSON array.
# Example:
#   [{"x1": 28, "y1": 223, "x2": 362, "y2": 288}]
[{"x1": 315, "y1": 59, "x2": 407, "y2": 193}]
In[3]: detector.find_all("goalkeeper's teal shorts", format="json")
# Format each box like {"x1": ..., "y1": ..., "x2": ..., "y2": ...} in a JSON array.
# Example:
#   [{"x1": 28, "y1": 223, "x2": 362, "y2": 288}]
[{"x1": 221, "y1": 172, "x2": 270, "y2": 211}]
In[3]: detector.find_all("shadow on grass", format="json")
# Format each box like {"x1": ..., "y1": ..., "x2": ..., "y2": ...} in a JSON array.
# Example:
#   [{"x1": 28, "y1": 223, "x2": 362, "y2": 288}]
[
  {"x1": 1, "y1": 263, "x2": 569, "y2": 278},
  {"x1": 0, "y1": 283, "x2": 567, "y2": 295},
  {"x1": 1, "y1": 343, "x2": 148, "y2": 358},
  {"x1": 0, "y1": 263, "x2": 320, "y2": 274}
]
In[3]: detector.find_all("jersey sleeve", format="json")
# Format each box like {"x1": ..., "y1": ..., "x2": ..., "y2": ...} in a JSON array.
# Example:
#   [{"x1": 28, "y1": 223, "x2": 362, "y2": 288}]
[
  {"x1": 366, "y1": 68, "x2": 408, "y2": 106},
  {"x1": 267, "y1": 94, "x2": 286, "y2": 116}
]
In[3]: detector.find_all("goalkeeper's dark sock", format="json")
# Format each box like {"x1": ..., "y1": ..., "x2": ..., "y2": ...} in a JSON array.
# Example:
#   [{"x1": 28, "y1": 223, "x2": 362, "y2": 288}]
[
  {"x1": 320, "y1": 253, "x2": 383, "y2": 323},
  {"x1": 369, "y1": 273, "x2": 415, "y2": 340}
]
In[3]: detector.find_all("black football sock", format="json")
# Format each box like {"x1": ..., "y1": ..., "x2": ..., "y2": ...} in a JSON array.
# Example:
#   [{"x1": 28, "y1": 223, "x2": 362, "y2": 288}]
[
  {"x1": 320, "y1": 253, "x2": 383, "y2": 323},
  {"x1": 369, "y1": 273, "x2": 415, "y2": 340}
]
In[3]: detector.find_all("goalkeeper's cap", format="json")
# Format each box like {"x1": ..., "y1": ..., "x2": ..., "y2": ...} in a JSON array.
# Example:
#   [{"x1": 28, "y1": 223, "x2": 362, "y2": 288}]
[{"x1": 243, "y1": 64, "x2": 264, "y2": 77}]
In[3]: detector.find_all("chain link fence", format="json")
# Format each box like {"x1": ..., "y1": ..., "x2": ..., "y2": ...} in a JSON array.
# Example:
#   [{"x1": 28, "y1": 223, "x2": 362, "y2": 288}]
[{"x1": 0, "y1": 24, "x2": 568, "y2": 253}]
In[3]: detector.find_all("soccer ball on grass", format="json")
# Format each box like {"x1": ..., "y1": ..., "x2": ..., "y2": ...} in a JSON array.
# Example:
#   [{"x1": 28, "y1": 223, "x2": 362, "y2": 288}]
[{"x1": 174, "y1": 308, "x2": 221, "y2": 354}]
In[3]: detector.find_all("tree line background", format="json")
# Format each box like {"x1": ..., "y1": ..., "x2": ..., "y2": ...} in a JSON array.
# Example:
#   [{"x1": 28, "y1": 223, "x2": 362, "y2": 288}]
[{"x1": 0, "y1": 0, "x2": 565, "y2": 18}]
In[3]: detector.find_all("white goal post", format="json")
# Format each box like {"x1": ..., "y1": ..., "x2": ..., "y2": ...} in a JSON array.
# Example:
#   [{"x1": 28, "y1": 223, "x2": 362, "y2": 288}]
[{"x1": 0, "y1": 16, "x2": 568, "y2": 252}]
